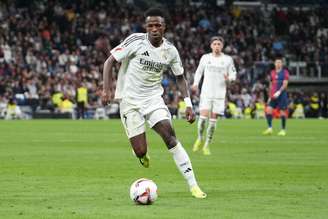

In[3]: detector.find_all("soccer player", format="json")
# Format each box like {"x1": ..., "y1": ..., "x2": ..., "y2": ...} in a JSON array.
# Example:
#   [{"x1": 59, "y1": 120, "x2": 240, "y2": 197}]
[
  {"x1": 263, "y1": 56, "x2": 289, "y2": 136},
  {"x1": 191, "y1": 36, "x2": 237, "y2": 155},
  {"x1": 101, "y1": 8, "x2": 206, "y2": 199}
]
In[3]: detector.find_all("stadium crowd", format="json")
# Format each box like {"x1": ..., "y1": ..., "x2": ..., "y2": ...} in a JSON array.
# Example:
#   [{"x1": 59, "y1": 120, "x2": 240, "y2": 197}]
[{"x1": 0, "y1": 0, "x2": 327, "y2": 119}]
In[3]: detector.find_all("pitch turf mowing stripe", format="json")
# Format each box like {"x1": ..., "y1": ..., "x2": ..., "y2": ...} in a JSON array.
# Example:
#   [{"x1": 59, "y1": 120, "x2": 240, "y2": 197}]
[{"x1": 0, "y1": 119, "x2": 327, "y2": 219}]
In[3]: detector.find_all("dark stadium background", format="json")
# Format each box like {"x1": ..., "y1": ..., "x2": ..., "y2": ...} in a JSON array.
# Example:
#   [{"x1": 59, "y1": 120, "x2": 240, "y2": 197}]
[
  {"x1": 0, "y1": 0, "x2": 327, "y2": 119},
  {"x1": 1, "y1": 1, "x2": 328, "y2": 219}
]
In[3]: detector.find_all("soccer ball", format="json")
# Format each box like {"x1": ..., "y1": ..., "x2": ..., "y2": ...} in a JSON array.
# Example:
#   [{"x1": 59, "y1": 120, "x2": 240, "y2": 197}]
[{"x1": 130, "y1": 178, "x2": 158, "y2": 205}]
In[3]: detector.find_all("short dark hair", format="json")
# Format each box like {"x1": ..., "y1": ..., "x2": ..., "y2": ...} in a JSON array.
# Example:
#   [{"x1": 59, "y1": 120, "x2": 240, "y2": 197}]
[
  {"x1": 210, "y1": 36, "x2": 224, "y2": 45},
  {"x1": 144, "y1": 7, "x2": 166, "y2": 21},
  {"x1": 275, "y1": 54, "x2": 284, "y2": 60}
]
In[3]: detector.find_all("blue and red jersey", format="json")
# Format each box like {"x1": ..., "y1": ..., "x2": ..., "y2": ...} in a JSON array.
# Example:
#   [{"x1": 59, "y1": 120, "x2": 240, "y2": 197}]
[{"x1": 270, "y1": 68, "x2": 289, "y2": 98}]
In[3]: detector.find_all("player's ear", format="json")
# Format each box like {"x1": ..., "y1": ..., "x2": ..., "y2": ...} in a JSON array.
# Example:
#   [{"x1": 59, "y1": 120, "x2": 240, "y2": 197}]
[{"x1": 160, "y1": 16, "x2": 166, "y2": 30}]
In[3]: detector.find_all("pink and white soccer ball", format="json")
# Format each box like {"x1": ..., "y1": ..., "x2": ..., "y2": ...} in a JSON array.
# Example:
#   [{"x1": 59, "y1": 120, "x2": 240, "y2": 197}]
[{"x1": 130, "y1": 178, "x2": 158, "y2": 205}]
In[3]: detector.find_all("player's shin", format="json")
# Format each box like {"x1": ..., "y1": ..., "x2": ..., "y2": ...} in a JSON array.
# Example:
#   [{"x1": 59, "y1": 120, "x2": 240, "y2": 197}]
[
  {"x1": 197, "y1": 116, "x2": 207, "y2": 141},
  {"x1": 193, "y1": 116, "x2": 207, "y2": 152},
  {"x1": 169, "y1": 142, "x2": 197, "y2": 188},
  {"x1": 204, "y1": 118, "x2": 216, "y2": 149},
  {"x1": 266, "y1": 114, "x2": 273, "y2": 128},
  {"x1": 281, "y1": 115, "x2": 286, "y2": 130}
]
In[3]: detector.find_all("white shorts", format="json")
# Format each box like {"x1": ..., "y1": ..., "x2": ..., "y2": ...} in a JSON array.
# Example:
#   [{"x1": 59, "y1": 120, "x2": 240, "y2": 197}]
[
  {"x1": 199, "y1": 98, "x2": 225, "y2": 115},
  {"x1": 119, "y1": 97, "x2": 171, "y2": 138}
]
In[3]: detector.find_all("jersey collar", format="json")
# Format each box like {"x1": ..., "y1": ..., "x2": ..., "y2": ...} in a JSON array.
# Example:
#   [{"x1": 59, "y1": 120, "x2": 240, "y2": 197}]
[{"x1": 146, "y1": 33, "x2": 165, "y2": 49}]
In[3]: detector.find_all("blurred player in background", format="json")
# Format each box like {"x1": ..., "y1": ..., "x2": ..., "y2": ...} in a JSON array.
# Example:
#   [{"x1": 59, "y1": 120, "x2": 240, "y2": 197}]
[
  {"x1": 192, "y1": 36, "x2": 237, "y2": 155},
  {"x1": 101, "y1": 8, "x2": 206, "y2": 198},
  {"x1": 263, "y1": 56, "x2": 289, "y2": 136}
]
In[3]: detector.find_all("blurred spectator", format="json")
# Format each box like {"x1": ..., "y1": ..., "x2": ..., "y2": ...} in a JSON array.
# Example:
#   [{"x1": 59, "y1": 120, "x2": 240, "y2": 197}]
[
  {"x1": 319, "y1": 92, "x2": 327, "y2": 118},
  {"x1": 59, "y1": 96, "x2": 75, "y2": 119},
  {"x1": 309, "y1": 92, "x2": 320, "y2": 118},
  {"x1": 0, "y1": 1, "x2": 327, "y2": 119},
  {"x1": 5, "y1": 98, "x2": 22, "y2": 120},
  {"x1": 0, "y1": 95, "x2": 7, "y2": 118},
  {"x1": 292, "y1": 103, "x2": 305, "y2": 119},
  {"x1": 255, "y1": 99, "x2": 265, "y2": 119},
  {"x1": 76, "y1": 83, "x2": 88, "y2": 119},
  {"x1": 240, "y1": 88, "x2": 252, "y2": 108}
]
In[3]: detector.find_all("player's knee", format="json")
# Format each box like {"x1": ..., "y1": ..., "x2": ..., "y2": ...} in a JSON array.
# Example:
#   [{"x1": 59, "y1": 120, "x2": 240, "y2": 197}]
[
  {"x1": 200, "y1": 110, "x2": 209, "y2": 118},
  {"x1": 209, "y1": 118, "x2": 217, "y2": 126},
  {"x1": 280, "y1": 110, "x2": 286, "y2": 117},
  {"x1": 266, "y1": 107, "x2": 273, "y2": 114},
  {"x1": 199, "y1": 115, "x2": 207, "y2": 122}
]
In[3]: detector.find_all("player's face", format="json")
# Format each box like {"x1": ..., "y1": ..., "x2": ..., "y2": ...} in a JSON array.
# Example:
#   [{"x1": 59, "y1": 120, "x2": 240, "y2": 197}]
[
  {"x1": 275, "y1": 59, "x2": 283, "y2": 70},
  {"x1": 145, "y1": 16, "x2": 165, "y2": 44},
  {"x1": 211, "y1": 40, "x2": 223, "y2": 54}
]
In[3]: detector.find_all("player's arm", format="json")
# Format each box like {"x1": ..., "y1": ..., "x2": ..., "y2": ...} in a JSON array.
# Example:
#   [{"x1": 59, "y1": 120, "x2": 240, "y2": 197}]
[
  {"x1": 267, "y1": 81, "x2": 272, "y2": 103},
  {"x1": 101, "y1": 34, "x2": 140, "y2": 105},
  {"x1": 102, "y1": 55, "x2": 116, "y2": 105},
  {"x1": 265, "y1": 71, "x2": 272, "y2": 102},
  {"x1": 273, "y1": 70, "x2": 289, "y2": 98},
  {"x1": 273, "y1": 80, "x2": 288, "y2": 99},
  {"x1": 191, "y1": 56, "x2": 205, "y2": 93},
  {"x1": 281, "y1": 79, "x2": 288, "y2": 91},
  {"x1": 224, "y1": 56, "x2": 237, "y2": 86},
  {"x1": 171, "y1": 47, "x2": 195, "y2": 124},
  {"x1": 176, "y1": 75, "x2": 195, "y2": 124}
]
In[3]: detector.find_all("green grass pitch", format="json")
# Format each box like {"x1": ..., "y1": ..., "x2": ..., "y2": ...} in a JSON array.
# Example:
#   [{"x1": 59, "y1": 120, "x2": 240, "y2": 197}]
[{"x1": 0, "y1": 119, "x2": 327, "y2": 219}]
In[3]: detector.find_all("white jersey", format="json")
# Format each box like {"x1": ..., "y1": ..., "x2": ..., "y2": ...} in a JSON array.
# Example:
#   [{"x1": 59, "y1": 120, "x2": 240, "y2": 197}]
[
  {"x1": 110, "y1": 33, "x2": 184, "y2": 105},
  {"x1": 193, "y1": 53, "x2": 237, "y2": 99}
]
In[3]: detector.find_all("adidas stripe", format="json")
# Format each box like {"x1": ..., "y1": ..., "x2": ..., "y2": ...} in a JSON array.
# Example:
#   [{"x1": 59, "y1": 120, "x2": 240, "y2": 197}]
[{"x1": 123, "y1": 35, "x2": 145, "y2": 47}]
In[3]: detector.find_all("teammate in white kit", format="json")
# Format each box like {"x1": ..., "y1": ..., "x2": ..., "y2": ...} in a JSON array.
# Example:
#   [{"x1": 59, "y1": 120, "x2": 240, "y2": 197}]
[
  {"x1": 101, "y1": 8, "x2": 206, "y2": 198},
  {"x1": 192, "y1": 36, "x2": 237, "y2": 155}
]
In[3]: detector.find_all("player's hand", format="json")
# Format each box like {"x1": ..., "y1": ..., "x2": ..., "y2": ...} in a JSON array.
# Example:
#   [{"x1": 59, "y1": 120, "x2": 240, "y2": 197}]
[
  {"x1": 273, "y1": 90, "x2": 281, "y2": 99},
  {"x1": 224, "y1": 73, "x2": 232, "y2": 86},
  {"x1": 185, "y1": 107, "x2": 196, "y2": 124},
  {"x1": 101, "y1": 90, "x2": 111, "y2": 106}
]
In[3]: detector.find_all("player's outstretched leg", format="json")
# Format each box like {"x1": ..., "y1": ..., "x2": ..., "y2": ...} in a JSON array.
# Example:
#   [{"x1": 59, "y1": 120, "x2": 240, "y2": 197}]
[
  {"x1": 153, "y1": 120, "x2": 207, "y2": 198},
  {"x1": 130, "y1": 133, "x2": 150, "y2": 168},
  {"x1": 169, "y1": 142, "x2": 207, "y2": 198},
  {"x1": 203, "y1": 118, "x2": 216, "y2": 155},
  {"x1": 193, "y1": 115, "x2": 207, "y2": 152}
]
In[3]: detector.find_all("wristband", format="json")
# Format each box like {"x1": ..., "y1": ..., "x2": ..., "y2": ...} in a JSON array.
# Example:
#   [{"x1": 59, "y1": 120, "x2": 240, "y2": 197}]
[{"x1": 184, "y1": 97, "x2": 193, "y2": 108}]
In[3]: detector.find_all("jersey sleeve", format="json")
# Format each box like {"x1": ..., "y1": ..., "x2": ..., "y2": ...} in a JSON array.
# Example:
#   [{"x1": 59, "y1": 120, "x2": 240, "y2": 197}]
[
  {"x1": 227, "y1": 57, "x2": 237, "y2": 81},
  {"x1": 110, "y1": 34, "x2": 142, "y2": 62},
  {"x1": 169, "y1": 47, "x2": 184, "y2": 76},
  {"x1": 193, "y1": 55, "x2": 206, "y2": 86}
]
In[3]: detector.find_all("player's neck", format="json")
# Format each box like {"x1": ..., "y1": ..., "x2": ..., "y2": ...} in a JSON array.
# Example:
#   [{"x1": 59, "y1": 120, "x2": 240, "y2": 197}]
[
  {"x1": 148, "y1": 38, "x2": 163, "y2": 48},
  {"x1": 212, "y1": 52, "x2": 222, "y2": 57},
  {"x1": 275, "y1": 67, "x2": 282, "y2": 72}
]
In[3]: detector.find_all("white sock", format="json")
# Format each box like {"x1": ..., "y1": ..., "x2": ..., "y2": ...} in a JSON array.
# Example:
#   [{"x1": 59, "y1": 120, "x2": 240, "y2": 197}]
[
  {"x1": 204, "y1": 118, "x2": 217, "y2": 148},
  {"x1": 169, "y1": 142, "x2": 198, "y2": 188},
  {"x1": 197, "y1": 116, "x2": 207, "y2": 141}
]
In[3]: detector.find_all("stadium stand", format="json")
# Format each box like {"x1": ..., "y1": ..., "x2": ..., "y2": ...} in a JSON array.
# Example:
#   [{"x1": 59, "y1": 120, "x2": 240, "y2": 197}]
[{"x1": 0, "y1": 0, "x2": 327, "y2": 119}]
